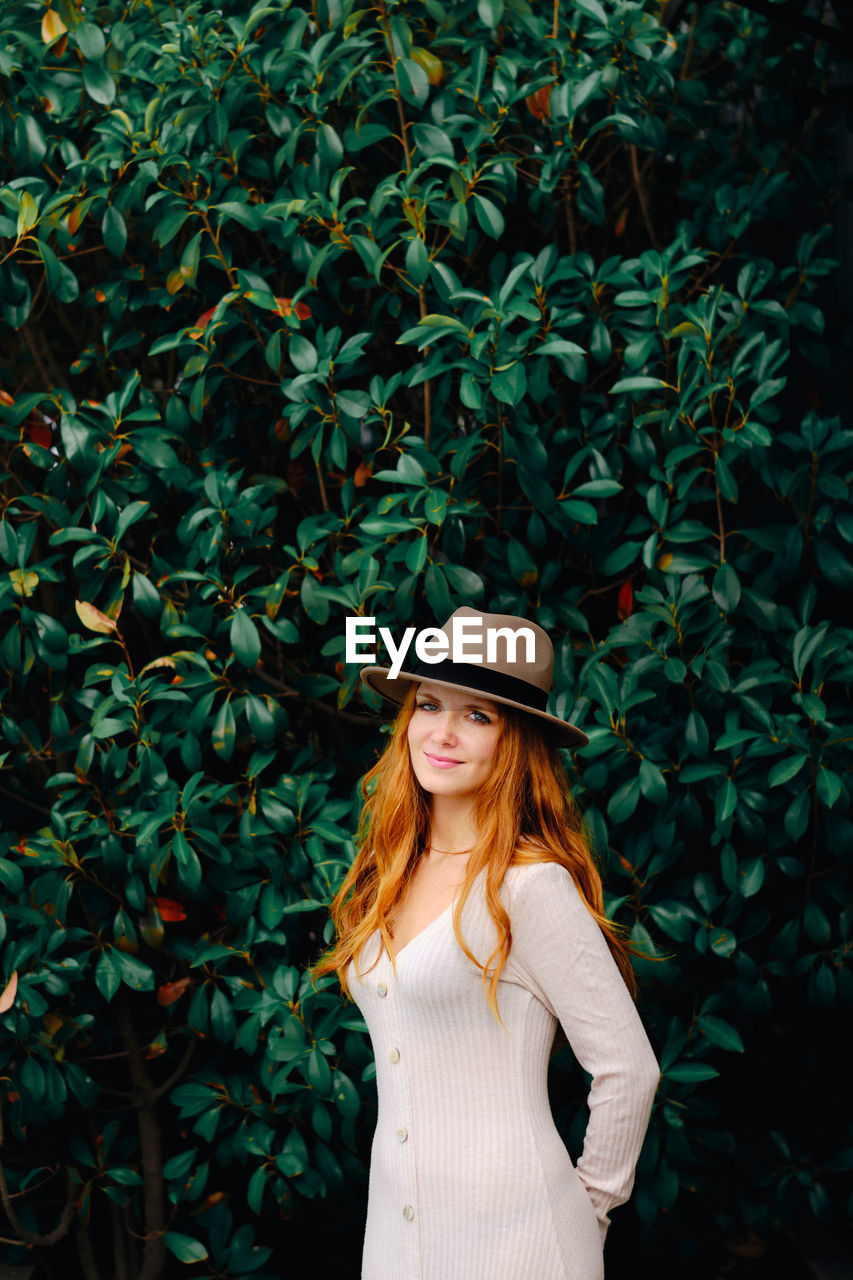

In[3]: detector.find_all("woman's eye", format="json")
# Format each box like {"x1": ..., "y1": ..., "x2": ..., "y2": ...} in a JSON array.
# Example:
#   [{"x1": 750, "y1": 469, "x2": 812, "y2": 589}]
[
  {"x1": 471, "y1": 711, "x2": 491, "y2": 725},
  {"x1": 417, "y1": 700, "x2": 438, "y2": 711}
]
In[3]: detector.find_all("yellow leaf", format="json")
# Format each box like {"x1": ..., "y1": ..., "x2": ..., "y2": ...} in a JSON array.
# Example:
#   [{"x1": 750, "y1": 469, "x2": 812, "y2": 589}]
[
  {"x1": 109, "y1": 109, "x2": 134, "y2": 134},
  {"x1": 410, "y1": 46, "x2": 443, "y2": 86},
  {"x1": 0, "y1": 972, "x2": 18, "y2": 1014},
  {"x1": 166, "y1": 269, "x2": 186, "y2": 295},
  {"x1": 17, "y1": 192, "x2": 39, "y2": 236},
  {"x1": 75, "y1": 600, "x2": 117, "y2": 635},
  {"x1": 68, "y1": 203, "x2": 87, "y2": 234},
  {"x1": 8, "y1": 569, "x2": 39, "y2": 597},
  {"x1": 41, "y1": 9, "x2": 67, "y2": 43},
  {"x1": 139, "y1": 657, "x2": 175, "y2": 675}
]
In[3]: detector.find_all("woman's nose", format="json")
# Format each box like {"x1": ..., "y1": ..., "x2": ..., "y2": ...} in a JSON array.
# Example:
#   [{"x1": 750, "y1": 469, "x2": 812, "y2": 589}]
[{"x1": 431, "y1": 713, "x2": 457, "y2": 742}]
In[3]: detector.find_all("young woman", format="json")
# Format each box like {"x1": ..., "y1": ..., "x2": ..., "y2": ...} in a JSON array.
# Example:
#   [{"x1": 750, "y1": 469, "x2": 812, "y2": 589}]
[{"x1": 313, "y1": 607, "x2": 660, "y2": 1280}]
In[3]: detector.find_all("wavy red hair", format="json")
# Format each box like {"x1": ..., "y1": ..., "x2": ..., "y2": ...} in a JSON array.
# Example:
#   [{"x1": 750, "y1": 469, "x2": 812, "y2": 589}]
[{"x1": 311, "y1": 685, "x2": 638, "y2": 1021}]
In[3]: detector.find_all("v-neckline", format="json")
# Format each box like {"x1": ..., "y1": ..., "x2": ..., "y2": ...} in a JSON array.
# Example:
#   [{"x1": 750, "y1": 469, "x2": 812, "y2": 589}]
[{"x1": 390, "y1": 898, "x2": 455, "y2": 961}]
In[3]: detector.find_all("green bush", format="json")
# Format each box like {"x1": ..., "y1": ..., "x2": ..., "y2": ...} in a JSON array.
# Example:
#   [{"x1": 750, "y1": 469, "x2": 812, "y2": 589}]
[{"x1": 0, "y1": 0, "x2": 851, "y2": 1274}]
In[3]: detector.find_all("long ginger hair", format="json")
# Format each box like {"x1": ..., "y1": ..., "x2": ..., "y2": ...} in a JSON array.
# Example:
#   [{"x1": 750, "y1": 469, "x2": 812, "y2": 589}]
[{"x1": 311, "y1": 685, "x2": 638, "y2": 1021}]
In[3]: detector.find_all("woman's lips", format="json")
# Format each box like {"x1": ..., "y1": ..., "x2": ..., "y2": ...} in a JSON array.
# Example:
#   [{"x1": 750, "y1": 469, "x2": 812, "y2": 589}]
[{"x1": 424, "y1": 753, "x2": 462, "y2": 769}]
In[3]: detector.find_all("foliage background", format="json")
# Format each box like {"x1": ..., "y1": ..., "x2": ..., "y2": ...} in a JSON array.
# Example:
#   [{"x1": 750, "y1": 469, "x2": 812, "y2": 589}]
[{"x1": 0, "y1": 0, "x2": 852, "y2": 1276}]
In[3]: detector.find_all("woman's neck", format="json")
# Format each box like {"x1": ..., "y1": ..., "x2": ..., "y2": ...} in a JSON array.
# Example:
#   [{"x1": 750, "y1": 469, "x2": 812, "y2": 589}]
[{"x1": 427, "y1": 794, "x2": 478, "y2": 858}]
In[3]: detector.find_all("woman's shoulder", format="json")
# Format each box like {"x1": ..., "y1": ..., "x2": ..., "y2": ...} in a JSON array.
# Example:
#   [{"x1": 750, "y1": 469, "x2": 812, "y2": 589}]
[{"x1": 503, "y1": 851, "x2": 582, "y2": 903}]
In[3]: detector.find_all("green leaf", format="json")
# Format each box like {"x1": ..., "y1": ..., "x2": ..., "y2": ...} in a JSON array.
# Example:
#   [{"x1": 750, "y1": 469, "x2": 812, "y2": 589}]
[
  {"x1": 607, "y1": 776, "x2": 640, "y2": 823},
  {"x1": 575, "y1": 0, "x2": 609, "y2": 26},
  {"x1": 535, "y1": 339, "x2": 586, "y2": 358},
  {"x1": 665, "y1": 1062, "x2": 720, "y2": 1084},
  {"x1": 95, "y1": 949, "x2": 120, "y2": 1002},
  {"x1": 715, "y1": 778, "x2": 737, "y2": 823},
  {"x1": 696, "y1": 1015, "x2": 744, "y2": 1052},
  {"x1": 715, "y1": 454, "x2": 738, "y2": 503},
  {"x1": 397, "y1": 57, "x2": 430, "y2": 107},
  {"x1": 163, "y1": 1233, "x2": 208, "y2": 1263},
  {"x1": 209, "y1": 986, "x2": 237, "y2": 1042},
  {"x1": 491, "y1": 363, "x2": 527, "y2": 406},
  {"x1": 571, "y1": 479, "x2": 622, "y2": 498},
  {"x1": 289, "y1": 334, "x2": 317, "y2": 372},
  {"x1": 212, "y1": 697, "x2": 236, "y2": 761},
  {"x1": 74, "y1": 22, "x2": 106, "y2": 60},
  {"x1": 803, "y1": 899, "x2": 831, "y2": 945},
  {"x1": 300, "y1": 573, "x2": 330, "y2": 625},
  {"x1": 478, "y1": 0, "x2": 504, "y2": 25},
  {"x1": 708, "y1": 926, "x2": 737, "y2": 958},
  {"x1": 306, "y1": 1046, "x2": 333, "y2": 1094},
  {"x1": 102, "y1": 206, "x2": 127, "y2": 257},
  {"x1": 82, "y1": 62, "x2": 116, "y2": 107},
  {"x1": 768, "y1": 753, "x2": 809, "y2": 787},
  {"x1": 114, "y1": 950, "x2": 154, "y2": 992},
  {"x1": 247, "y1": 1164, "x2": 268, "y2": 1215},
  {"x1": 424, "y1": 489, "x2": 448, "y2": 526},
  {"x1": 317, "y1": 122, "x2": 343, "y2": 168},
  {"x1": 424, "y1": 564, "x2": 451, "y2": 619},
  {"x1": 473, "y1": 194, "x2": 505, "y2": 239},
  {"x1": 712, "y1": 562, "x2": 740, "y2": 613},
  {"x1": 115, "y1": 500, "x2": 150, "y2": 543},
  {"x1": 639, "y1": 759, "x2": 667, "y2": 804},
  {"x1": 610, "y1": 376, "x2": 668, "y2": 394},
  {"x1": 230, "y1": 608, "x2": 262, "y2": 668},
  {"x1": 405, "y1": 237, "x2": 430, "y2": 285}
]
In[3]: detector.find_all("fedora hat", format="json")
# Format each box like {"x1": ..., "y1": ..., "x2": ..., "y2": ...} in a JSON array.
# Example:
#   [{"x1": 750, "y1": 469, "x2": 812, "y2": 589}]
[{"x1": 359, "y1": 606, "x2": 589, "y2": 749}]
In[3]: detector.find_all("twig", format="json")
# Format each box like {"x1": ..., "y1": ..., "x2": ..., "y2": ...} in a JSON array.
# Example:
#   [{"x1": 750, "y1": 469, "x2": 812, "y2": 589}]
[
  {"x1": 252, "y1": 666, "x2": 377, "y2": 725},
  {"x1": 629, "y1": 143, "x2": 659, "y2": 250}
]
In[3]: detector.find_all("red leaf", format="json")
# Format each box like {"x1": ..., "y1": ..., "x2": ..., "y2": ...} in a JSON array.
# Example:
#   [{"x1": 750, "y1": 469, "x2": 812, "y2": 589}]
[
  {"x1": 525, "y1": 85, "x2": 552, "y2": 121},
  {"x1": 617, "y1": 578, "x2": 634, "y2": 621},
  {"x1": 26, "y1": 418, "x2": 52, "y2": 449},
  {"x1": 151, "y1": 897, "x2": 187, "y2": 922},
  {"x1": 157, "y1": 978, "x2": 190, "y2": 1006},
  {"x1": 191, "y1": 305, "x2": 217, "y2": 335},
  {"x1": 275, "y1": 296, "x2": 312, "y2": 320}
]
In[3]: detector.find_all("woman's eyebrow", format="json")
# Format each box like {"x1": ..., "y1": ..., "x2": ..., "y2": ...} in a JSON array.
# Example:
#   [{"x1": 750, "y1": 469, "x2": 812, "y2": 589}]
[{"x1": 418, "y1": 692, "x2": 498, "y2": 713}]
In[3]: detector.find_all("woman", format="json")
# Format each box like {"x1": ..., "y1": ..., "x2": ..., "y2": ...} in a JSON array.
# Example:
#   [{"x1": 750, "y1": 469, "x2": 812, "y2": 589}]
[{"x1": 312, "y1": 607, "x2": 660, "y2": 1280}]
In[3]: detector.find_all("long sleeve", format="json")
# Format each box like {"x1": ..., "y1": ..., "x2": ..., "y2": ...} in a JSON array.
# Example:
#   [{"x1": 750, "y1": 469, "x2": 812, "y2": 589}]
[{"x1": 506, "y1": 861, "x2": 660, "y2": 1242}]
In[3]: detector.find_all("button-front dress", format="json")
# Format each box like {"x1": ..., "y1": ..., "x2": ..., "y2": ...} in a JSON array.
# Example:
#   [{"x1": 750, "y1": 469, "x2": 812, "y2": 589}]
[{"x1": 347, "y1": 861, "x2": 660, "y2": 1280}]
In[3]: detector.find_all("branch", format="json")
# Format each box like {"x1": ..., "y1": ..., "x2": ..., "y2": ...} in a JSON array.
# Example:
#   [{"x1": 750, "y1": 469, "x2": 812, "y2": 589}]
[
  {"x1": 0, "y1": 1103, "x2": 75, "y2": 1246},
  {"x1": 151, "y1": 1035, "x2": 197, "y2": 1104},
  {"x1": 116, "y1": 997, "x2": 166, "y2": 1280}
]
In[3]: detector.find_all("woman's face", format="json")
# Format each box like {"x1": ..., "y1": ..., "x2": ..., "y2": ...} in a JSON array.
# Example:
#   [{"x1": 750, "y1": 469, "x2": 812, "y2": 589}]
[{"x1": 407, "y1": 680, "x2": 502, "y2": 802}]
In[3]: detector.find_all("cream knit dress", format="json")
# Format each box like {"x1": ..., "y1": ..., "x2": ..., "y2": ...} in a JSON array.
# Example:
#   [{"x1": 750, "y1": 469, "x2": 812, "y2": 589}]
[{"x1": 347, "y1": 861, "x2": 660, "y2": 1280}]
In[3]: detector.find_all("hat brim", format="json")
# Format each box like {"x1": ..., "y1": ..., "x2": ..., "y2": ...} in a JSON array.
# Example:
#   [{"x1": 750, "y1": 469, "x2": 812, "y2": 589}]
[{"x1": 359, "y1": 666, "x2": 589, "y2": 749}]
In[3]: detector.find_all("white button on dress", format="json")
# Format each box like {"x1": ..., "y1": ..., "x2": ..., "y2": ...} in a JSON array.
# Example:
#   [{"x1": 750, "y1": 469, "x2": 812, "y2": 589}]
[
  {"x1": 396, "y1": 1126, "x2": 408, "y2": 1142},
  {"x1": 377, "y1": 981, "x2": 387, "y2": 997},
  {"x1": 388, "y1": 1046, "x2": 400, "y2": 1063},
  {"x1": 402, "y1": 1204, "x2": 414, "y2": 1221}
]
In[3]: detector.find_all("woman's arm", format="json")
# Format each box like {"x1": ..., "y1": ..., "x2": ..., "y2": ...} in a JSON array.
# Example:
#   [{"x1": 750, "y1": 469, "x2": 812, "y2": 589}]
[{"x1": 506, "y1": 861, "x2": 660, "y2": 1243}]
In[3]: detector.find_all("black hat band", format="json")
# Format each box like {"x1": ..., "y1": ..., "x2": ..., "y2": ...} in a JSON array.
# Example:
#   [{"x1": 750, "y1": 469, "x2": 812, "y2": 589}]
[{"x1": 409, "y1": 659, "x2": 549, "y2": 712}]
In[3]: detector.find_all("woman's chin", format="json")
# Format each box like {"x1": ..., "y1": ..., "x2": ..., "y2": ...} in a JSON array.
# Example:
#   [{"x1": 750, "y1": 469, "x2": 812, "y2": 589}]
[{"x1": 413, "y1": 770, "x2": 475, "y2": 799}]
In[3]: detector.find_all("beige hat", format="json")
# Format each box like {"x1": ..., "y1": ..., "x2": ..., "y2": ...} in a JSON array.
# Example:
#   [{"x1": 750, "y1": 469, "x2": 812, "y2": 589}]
[{"x1": 359, "y1": 606, "x2": 588, "y2": 749}]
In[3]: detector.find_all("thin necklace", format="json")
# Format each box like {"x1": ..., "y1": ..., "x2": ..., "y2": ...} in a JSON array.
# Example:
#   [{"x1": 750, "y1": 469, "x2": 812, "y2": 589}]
[{"x1": 428, "y1": 844, "x2": 474, "y2": 856}]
